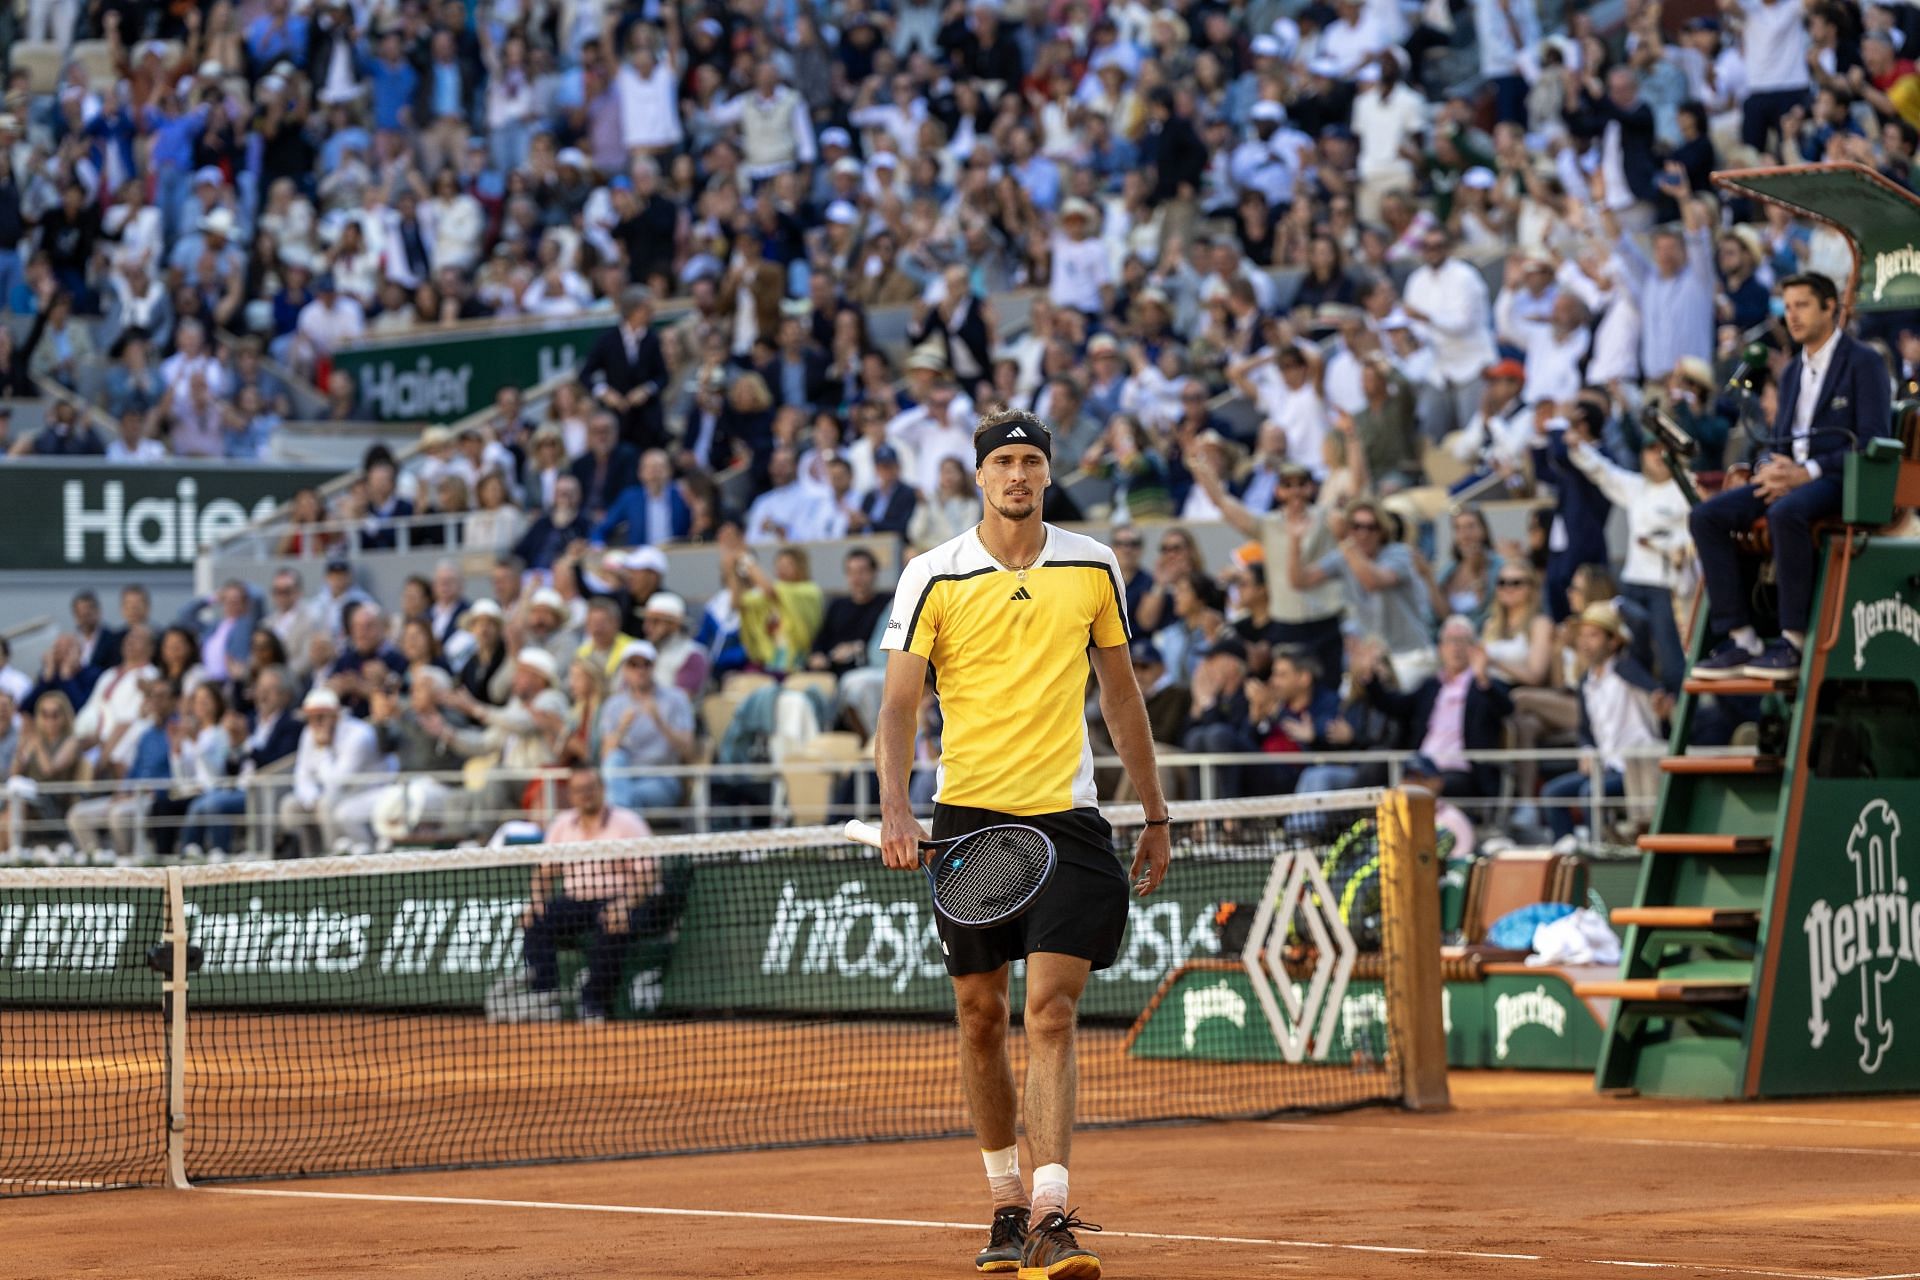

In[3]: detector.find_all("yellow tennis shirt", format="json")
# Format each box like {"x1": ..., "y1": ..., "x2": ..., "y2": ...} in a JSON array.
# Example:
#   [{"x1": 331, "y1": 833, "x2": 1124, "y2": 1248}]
[{"x1": 882, "y1": 524, "x2": 1132, "y2": 816}]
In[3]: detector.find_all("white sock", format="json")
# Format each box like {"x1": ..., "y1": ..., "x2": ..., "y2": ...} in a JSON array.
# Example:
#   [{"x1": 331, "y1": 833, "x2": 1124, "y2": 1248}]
[
  {"x1": 1032, "y1": 1163, "x2": 1070, "y2": 1217},
  {"x1": 1783, "y1": 630, "x2": 1805, "y2": 650},
  {"x1": 983, "y1": 1145, "x2": 1025, "y2": 1210},
  {"x1": 1731, "y1": 627, "x2": 1762, "y2": 653}
]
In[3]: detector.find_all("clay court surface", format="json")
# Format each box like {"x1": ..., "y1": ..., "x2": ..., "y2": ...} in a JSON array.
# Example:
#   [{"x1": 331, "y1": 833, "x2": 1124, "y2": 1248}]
[{"x1": 6, "y1": 1073, "x2": 1920, "y2": 1279}]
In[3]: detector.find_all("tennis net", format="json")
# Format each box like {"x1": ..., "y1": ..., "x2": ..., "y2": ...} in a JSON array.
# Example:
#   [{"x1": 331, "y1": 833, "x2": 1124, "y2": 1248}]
[{"x1": 0, "y1": 789, "x2": 1429, "y2": 1194}]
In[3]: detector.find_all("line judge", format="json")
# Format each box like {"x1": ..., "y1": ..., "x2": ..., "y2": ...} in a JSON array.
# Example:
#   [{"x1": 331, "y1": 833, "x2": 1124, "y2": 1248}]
[{"x1": 875, "y1": 407, "x2": 1172, "y2": 1279}]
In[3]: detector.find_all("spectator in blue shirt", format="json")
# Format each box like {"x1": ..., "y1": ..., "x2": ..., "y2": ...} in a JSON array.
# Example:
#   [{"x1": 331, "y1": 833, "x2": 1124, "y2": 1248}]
[
  {"x1": 246, "y1": 0, "x2": 311, "y2": 74},
  {"x1": 365, "y1": 30, "x2": 420, "y2": 135}
]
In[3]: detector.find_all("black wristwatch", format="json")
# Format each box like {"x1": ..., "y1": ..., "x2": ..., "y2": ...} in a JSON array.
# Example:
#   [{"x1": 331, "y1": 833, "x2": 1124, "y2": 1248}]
[{"x1": 1143, "y1": 816, "x2": 1171, "y2": 827}]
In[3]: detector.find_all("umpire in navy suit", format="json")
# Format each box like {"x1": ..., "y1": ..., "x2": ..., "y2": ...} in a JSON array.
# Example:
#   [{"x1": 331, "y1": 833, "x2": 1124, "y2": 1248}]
[{"x1": 1691, "y1": 273, "x2": 1891, "y2": 679}]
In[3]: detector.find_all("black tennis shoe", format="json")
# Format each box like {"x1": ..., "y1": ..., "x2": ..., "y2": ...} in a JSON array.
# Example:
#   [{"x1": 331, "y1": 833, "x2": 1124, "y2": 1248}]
[
  {"x1": 975, "y1": 1205, "x2": 1028, "y2": 1273},
  {"x1": 1019, "y1": 1207, "x2": 1102, "y2": 1278}
]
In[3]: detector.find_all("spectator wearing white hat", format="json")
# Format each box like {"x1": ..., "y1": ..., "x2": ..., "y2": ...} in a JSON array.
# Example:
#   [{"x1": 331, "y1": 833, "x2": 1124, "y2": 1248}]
[
  {"x1": 520, "y1": 588, "x2": 582, "y2": 671},
  {"x1": 1230, "y1": 103, "x2": 1300, "y2": 213},
  {"x1": 641, "y1": 593, "x2": 708, "y2": 698},
  {"x1": 279, "y1": 687, "x2": 385, "y2": 858},
  {"x1": 1045, "y1": 198, "x2": 1112, "y2": 319},
  {"x1": 440, "y1": 648, "x2": 572, "y2": 824},
  {"x1": 599, "y1": 641, "x2": 695, "y2": 813}
]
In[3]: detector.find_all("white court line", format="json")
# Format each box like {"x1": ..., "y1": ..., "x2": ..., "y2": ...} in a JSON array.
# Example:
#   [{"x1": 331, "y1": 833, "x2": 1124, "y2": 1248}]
[
  {"x1": 1520, "y1": 1105, "x2": 1920, "y2": 1136},
  {"x1": 1263, "y1": 1119, "x2": 1920, "y2": 1161},
  {"x1": 194, "y1": 1187, "x2": 1858, "y2": 1280}
]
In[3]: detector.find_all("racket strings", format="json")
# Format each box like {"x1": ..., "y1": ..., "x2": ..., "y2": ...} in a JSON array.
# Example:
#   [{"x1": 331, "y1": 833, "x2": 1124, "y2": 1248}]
[{"x1": 933, "y1": 828, "x2": 1053, "y2": 925}]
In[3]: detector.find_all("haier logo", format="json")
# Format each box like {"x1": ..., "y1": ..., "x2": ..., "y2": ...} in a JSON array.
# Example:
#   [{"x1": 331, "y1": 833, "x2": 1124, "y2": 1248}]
[
  {"x1": 1805, "y1": 800, "x2": 1919, "y2": 1073},
  {"x1": 62, "y1": 479, "x2": 277, "y2": 566}
]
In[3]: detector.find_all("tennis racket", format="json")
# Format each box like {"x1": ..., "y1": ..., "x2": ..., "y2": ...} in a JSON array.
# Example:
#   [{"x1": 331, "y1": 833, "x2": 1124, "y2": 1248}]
[{"x1": 844, "y1": 819, "x2": 1057, "y2": 928}]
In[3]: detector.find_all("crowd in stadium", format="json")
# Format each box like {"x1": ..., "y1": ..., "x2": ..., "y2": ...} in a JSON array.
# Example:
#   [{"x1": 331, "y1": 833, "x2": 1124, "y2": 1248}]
[{"x1": 4, "y1": 0, "x2": 1918, "y2": 858}]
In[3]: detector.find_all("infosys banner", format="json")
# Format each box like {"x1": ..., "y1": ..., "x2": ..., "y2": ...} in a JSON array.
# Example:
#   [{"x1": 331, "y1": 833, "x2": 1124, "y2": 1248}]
[
  {"x1": 659, "y1": 856, "x2": 1271, "y2": 1020},
  {"x1": 0, "y1": 463, "x2": 338, "y2": 571},
  {"x1": 331, "y1": 314, "x2": 614, "y2": 422}
]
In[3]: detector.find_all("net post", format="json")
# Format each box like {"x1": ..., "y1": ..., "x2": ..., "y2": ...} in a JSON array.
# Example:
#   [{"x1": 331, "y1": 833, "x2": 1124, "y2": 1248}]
[
  {"x1": 163, "y1": 867, "x2": 191, "y2": 1189},
  {"x1": 1377, "y1": 785, "x2": 1450, "y2": 1112}
]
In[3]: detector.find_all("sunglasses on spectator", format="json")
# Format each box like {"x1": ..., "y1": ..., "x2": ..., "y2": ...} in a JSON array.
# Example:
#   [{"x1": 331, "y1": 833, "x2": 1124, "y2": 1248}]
[
  {"x1": 1498, "y1": 577, "x2": 1531, "y2": 588},
  {"x1": 1114, "y1": 538, "x2": 1143, "y2": 549},
  {"x1": 1349, "y1": 520, "x2": 1381, "y2": 532}
]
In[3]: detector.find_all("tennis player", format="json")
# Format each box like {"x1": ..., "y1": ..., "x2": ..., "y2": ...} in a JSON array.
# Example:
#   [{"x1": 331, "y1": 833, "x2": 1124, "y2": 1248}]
[{"x1": 876, "y1": 406, "x2": 1172, "y2": 1279}]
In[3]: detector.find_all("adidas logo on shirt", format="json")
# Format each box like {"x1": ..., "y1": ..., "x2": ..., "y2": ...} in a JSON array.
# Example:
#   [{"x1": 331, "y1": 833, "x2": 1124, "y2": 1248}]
[{"x1": 1010, "y1": 586, "x2": 1033, "y2": 601}]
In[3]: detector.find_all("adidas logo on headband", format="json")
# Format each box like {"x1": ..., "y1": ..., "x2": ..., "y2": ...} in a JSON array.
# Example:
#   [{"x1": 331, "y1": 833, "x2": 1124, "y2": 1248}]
[{"x1": 1005, "y1": 426, "x2": 1027, "y2": 438}]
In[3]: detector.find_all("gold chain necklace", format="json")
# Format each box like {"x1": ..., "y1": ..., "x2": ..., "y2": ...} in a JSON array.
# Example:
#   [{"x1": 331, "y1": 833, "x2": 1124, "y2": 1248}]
[{"x1": 975, "y1": 527, "x2": 1041, "y2": 581}]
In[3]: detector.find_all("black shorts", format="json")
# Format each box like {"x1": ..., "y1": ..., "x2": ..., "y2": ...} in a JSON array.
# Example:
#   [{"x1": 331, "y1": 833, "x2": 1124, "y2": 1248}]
[{"x1": 930, "y1": 803, "x2": 1131, "y2": 977}]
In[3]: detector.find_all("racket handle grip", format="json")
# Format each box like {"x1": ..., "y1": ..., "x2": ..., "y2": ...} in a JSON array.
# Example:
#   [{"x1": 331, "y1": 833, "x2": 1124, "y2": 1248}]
[{"x1": 843, "y1": 819, "x2": 884, "y2": 850}]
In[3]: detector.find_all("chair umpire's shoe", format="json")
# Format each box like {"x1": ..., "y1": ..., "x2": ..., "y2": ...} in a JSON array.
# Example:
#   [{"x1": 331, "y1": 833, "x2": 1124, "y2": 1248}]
[
  {"x1": 1691, "y1": 639, "x2": 1759, "y2": 680},
  {"x1": 1017, "y1": 1208, "x2": 1102, "y2": 1279},
  {"x1": 1741, "y1": 638, "x2": 1803, "y2": 681},
  {"x1": 975, "y1": 1206, "x2": 1028, "y2": 1273}
]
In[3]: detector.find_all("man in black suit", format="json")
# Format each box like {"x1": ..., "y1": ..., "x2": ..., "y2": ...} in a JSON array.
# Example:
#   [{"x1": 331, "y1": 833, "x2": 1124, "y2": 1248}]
[
  {"x1": 569, "y1": 410, "x2": 640, "y2": 525},
  {"x1": 358, "y1": 459, "x2": 415, "y2": 552},
  {"x1": 514, "y1": 475, "x2": 594, "y2": 571},
  {"x1": 1564, "y1": 66, "x2": 1659, "y2": 222},
  {"x1": 1692, "y1": 272, "x2": 1892, "y2": 680},
  {"x1": 581, "y1": 287, "x2": 671, "y2": 451},
  {"x1": 759, "y1": 315, "x2": 834, "y2": 413},
  {"x1": 1359, "y1": 616, "x2": 1514, "y2": 799},
  {"x1": 906, "y1": 265, "x2": 992, "y2": 385},
  {"x1": 856, "y1": 445, "x2": 917, "y2": 536}
]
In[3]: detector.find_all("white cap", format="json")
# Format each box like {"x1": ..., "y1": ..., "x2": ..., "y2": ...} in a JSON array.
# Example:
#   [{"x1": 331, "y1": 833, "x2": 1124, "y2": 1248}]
[
  {"x1": 819, "y1": 126, "x2": 851, "y2": 149},
  {"x1": 1461, "y1": 166, "x2": 1497, "y2": 191},
  {"x1": 1060, "y1": 197, "x2": 1097, "y2": 222},
  {"x1": 832, "y1": 156, "x2": 865, "y2": 177},
  {"x1": 462, "y1": 599, "x2": 503, "y2": 627},
  {"x1": 516, "y1": 647, "x2": 559, "y2": 684},
  {"x1": 198, "y1": 59, "x2": 223, "y2": 78},
  {"x1": 528, "y1": 587, "x2": 566, "y2": 615},
  {"x1": 200, "y1": 208, "x2": 237, "y2": 238},
  {"x1": 826, "y1": 200, "x2": 860, "y2": 226},
  {"x1": 302, "y1": 688, "x2": 341, "y2": 714},
  {"x1": 556, "y1": 147, "x2": 588, "y2": 169},
  {"x1": 1250, "y1": 34, "x2": 1282, "y2": 57},
  {"x1": 621, "y1": 639, "x2": 661, "y2": 664},
  {"x1": 1250, "y1": 100, "x2": 1285, "y2": 123},
  {"x1": 618, "y1": 545, "x2": 669, "y2": 575},
  {"x1": 868, "y1": 152, "x2": 899, "y2": 171},
  {"x1": 193, "y1": 165, "x2": 225, "y2": 187},
  {"x1": 644, "y1": 591, "x2": 687, "y2": 621}
]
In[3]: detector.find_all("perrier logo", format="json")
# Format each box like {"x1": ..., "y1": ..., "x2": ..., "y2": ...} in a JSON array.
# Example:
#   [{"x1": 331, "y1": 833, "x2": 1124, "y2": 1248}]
[
  {"x1": 1873, "y1": 244, "x2": 1920, "y2": 302},
  {"x1": 1804, "y1": 800, "x2": 1920, "y2": 1073}
]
